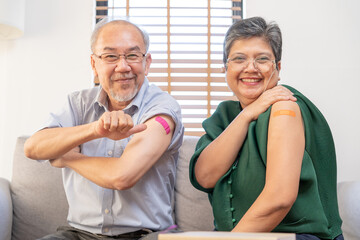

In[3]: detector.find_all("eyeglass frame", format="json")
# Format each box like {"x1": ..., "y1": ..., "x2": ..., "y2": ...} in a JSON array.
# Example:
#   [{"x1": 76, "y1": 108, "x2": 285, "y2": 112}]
[
  {"x1": 92, "y1": 51, "x2": 147, "y2": 64},
  {"x1": 226, "y1": 55, "x2": 277, "y2": 72}
]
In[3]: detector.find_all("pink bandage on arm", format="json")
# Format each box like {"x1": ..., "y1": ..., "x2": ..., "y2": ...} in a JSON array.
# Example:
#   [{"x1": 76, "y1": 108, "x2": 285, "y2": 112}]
[{"x1": 155, "y1": 116, "x2": 170, "y2": 135}]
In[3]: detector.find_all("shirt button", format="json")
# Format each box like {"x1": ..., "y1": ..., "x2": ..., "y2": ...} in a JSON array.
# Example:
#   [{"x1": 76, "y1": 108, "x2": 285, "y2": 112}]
[
  {"x1": 107, "y1": 150, "x2": 113, "y2": 156},
  {"x1": 229, "y1": 194, "x2": 233, "y2": 199},
  {"x1": 232, "y1": 165, "x2": 237, "y2": 170},
  {"x1": 227, "y1": 180, "x2": 232, "y2": 184},
  {"x1": 104, "y1": 209, "x2": 110, "y2": 214},
  {"x1": 232, "y1": 218, "x2": 236, "y2": 223},
  {"x1": 230, "y1": 207, "x2": 235, "y2": 212}
]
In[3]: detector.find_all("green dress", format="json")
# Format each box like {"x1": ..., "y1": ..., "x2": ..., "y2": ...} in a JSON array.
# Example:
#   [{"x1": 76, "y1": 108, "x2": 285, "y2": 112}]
[{"x1": 189, "y1": 85, "x2": 342, "y2": 239}]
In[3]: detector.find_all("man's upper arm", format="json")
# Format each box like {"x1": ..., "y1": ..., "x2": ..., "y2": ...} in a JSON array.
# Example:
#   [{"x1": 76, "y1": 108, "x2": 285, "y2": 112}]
[{"x1": 113, "y1": 114, "x2": 176, "y2": 189}]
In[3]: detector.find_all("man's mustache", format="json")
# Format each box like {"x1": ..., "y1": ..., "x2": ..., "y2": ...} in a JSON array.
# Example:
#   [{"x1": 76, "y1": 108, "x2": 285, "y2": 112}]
[{"x1": 111, "y1": 74, "x2": 136, "y2": 81}]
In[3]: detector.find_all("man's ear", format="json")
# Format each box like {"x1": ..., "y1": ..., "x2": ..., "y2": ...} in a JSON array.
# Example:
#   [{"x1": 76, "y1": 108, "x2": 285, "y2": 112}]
[
  {"x1": 144, "y1": 53, "x2": 152, "y2": 76},
  {"x1": 90, "y1": 55, "x2": 98, "y2": 77}
]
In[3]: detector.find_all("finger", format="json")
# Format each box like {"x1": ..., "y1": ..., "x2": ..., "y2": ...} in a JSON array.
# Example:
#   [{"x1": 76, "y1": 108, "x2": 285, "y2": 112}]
[
  {"x1": 102, "y1": 112, "x2": 111, "y2": 130},
  {"x1": 277, "y1": 86, "x2": 295, "y2": 96},
  {"x1": 128, "y1": 124, "x2": 147, "y2": 135},
  {"x1": 109, "y1": 111, "x2": 122, "y2": 132},
  {"x1": 268, "y1": 86, "x2": 296, "y2": 101},
  {"x1": 273, "y1": 93, "x2": 297, "y2": 102},
  {"x1": 113, "y1": 111, "x2": 130, "y2": 132},
  {"x1": 118, "y1": 114, "x2": 134, "y2": 133}
]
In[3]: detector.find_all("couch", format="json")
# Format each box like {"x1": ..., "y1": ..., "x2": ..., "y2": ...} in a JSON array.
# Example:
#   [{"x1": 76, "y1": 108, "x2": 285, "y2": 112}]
[{"x1": 0, "y1": 136, "x2": 359, "y2": 240}]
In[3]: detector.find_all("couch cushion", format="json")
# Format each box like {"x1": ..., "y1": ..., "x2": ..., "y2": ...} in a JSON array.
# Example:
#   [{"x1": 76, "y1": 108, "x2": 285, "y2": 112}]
[
  {"x1": 11, "y1": 136, "x2": 69, "y2": 240},
  {"x1": 337, "y1": 181, "x2": 360, "y2": 240},
  {"x1": 0, "y1": 178, "x2": 12, "y2": 240},
  {"x1": 175, "y1": 135, "x2": 214, "y2": 231}
]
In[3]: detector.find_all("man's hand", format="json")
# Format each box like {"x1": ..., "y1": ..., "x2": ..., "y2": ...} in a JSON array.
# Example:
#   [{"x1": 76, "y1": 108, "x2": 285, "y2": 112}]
[
  {"x1": 241, "y1": 85, "x2": 297, "y2": 121},
  {"x1": 49, "y1": 146, "x2": 80, "y2": 168},
  {"x1": 93, "y1": 111, "x2": 147, "y2": 140}
]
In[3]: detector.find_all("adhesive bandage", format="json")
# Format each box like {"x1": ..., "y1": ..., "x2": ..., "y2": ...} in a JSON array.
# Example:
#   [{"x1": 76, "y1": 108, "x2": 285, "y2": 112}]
[
  {"x1": 155, "y1": 116, "x2": 170, "y2": 134},
  {"x1": 273, "y1": 110, "x2": 296, "y2": 117}
]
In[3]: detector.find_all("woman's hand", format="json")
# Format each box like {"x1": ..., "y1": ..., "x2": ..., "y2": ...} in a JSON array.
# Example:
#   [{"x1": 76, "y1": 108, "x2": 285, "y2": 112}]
[{"x1": 241, "y1": 85, "x2": 297, "y2": 121}]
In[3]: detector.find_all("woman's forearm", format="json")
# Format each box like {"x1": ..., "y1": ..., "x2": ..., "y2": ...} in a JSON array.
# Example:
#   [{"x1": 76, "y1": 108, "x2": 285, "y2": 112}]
[
  {"x1": 231, "y1": 188, "x2": 295, "y2": 232},
  {"x1": 194, "y1": 111, "x2": 251, "y2": 188}
]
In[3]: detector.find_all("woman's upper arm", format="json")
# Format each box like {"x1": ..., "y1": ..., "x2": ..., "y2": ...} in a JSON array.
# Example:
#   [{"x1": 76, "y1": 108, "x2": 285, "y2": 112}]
[{"x1": 265, "y1": 100, "x2": 305, "y2": 202}]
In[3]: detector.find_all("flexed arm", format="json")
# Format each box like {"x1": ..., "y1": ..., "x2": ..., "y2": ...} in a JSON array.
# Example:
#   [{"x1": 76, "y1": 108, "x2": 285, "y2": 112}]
[
  {"x1": 48, "y1": 115, "x2": 175, "y2": 190},
  {"x1": 194, "y1": 86, "x2": 296, "y2": 189},
  {"x1": 232, "y1": 100, "x2": 304, "y2": 232},
  {"x1": 24, "y1": 110, "x2": 146, "y2": 160}
]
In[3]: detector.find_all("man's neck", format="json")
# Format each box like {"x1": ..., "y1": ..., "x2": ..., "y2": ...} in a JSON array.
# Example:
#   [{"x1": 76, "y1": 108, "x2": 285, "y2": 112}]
[{"x1": 108, "y1": 97, "x2": 132, "y2": 111}]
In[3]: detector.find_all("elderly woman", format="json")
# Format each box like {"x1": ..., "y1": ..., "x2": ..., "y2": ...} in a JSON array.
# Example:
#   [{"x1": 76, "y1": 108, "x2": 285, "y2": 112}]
[{"x1": 189, "y1": 17, "x2": 343, "y2": 240}]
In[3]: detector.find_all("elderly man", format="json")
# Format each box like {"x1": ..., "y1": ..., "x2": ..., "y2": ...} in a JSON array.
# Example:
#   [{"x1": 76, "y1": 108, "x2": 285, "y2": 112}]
[{"x1": 24, "y1": 18, "x2": 184, "y2": 240}]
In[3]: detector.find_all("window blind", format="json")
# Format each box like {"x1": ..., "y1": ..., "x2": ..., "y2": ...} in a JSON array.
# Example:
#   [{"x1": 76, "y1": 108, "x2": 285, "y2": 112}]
[{"x1": 95, "y1": 0, "x2": 242, "y2": 136}]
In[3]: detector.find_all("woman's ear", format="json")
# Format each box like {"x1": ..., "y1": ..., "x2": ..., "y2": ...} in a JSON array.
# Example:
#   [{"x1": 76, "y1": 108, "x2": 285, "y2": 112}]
[{"x1": 277, "y1": 61, "x2": 281, "y2": 71}]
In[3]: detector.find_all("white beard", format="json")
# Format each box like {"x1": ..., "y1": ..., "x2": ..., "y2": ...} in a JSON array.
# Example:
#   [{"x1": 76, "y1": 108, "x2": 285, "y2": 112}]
[{"x1": 110, "y1": 82, "x2": 139, "y2": 102}]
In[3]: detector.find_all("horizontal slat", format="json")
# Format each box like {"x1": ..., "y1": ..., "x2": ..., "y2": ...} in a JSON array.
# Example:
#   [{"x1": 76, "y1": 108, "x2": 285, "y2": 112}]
[
  {"x1": 149, "y1": 33, "x2": 225, "y2": 37},
  {"x1": 151, "y1": 42, "x2": 223, "y2": 45},
  {"x1": 96, "y1": 6, "x2": 234, "y2": 10},
  {"x1": 179, "y1": 105, "x2": 208, "y2": 110},
  {"x1": 97, "y1": 7, "x2": 230, "y2": 10},
  {"x1": 149, "y1": 68, "x2": 223, "y2": 73},
  {"x1": 148, "y1": 77, "x2": 226, "y2": 83},
  {"x1": 182, "y1": 114, "x2": 208, "y2": 118},
  {"x1": 180, "y1": 104, "x2": 223, "y2": 109},
  {"x1": 100, "y1": 15, "x2": 232, "y2": 19},
  {"x1": 174, "y1": 95, "x2": 234, "y2": 101},
  {"x1": 171, "y1": 86, "x2": 230, "y2": 91},
  {"x1": 139, "y1": 24, "x2": 231, "y2": 28},
  {"x1": 183, "y1": 123, "x2": 203, "y2": 128},
  {"x1": 150, "y1": 51, "x2": 223, "y2": 55},
  {"x1": 151, "y1": 59, "x2": 223, "y2": 64},
  {"x1": 184, "y1": 131, "x2": 204, "y2": 137}
]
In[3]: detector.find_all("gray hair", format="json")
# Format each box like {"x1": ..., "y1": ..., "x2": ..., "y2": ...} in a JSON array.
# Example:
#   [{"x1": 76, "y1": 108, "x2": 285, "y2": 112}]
[
  {"x1": 90, "y1": 17, "x2": 150, "y2": 53},
  {"x1": 223, "y1": 17, "x2": 282, "y2": 68}
]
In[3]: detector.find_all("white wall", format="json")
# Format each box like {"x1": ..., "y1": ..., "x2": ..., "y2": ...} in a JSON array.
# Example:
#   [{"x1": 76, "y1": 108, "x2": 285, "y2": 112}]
[
  {"x1": 246, "y1": 0, "x2": 360, "y2": 182},
  {"x1": 1, "y1": 0, "x2": 359, "y2": 183},
  {"x1": 0, "y1": 0, "x2": 94, "y2": 180}
]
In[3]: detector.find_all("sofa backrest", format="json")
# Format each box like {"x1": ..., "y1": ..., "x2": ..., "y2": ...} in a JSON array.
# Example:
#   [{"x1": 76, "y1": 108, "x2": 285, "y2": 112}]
[
  {"x1": 11, "y1": 136, "x2": 69, "y2": 240},
  {"x1": 10, "y1": 135, "x2": 214, "y2": 240},
  {"x1": 175, "y1": 135, "x2": 214, "y2": 231}
]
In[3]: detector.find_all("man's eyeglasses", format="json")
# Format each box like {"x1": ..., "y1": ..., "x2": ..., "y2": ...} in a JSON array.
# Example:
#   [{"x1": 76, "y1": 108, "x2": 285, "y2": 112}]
[
  {"x1": 93, "y1": 52, "x2": 146, "y2": 64},
  {"x1": 227, "y1": 55, "x2": 276, "y2": 73}
]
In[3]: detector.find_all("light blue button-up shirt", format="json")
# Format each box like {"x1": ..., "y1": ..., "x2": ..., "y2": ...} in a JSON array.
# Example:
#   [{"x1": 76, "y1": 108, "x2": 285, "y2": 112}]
[{"x1": 44, "y1": 78, "x2": 184, "y2": 235}]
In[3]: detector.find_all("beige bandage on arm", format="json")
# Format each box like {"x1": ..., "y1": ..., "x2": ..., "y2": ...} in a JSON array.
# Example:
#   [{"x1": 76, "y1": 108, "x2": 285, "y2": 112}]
[{"x1": 273, "y1": 110, "x2": 296, "y2": 117}]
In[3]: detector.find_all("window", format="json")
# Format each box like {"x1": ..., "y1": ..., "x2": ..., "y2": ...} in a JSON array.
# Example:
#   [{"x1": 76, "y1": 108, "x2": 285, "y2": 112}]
[{"x1": 95, "y1": 0, "x2": 243, "y2": 136}]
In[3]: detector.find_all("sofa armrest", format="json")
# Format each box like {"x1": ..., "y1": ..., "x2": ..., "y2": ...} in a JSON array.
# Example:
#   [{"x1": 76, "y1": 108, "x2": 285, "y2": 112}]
[
  {"x1": 0, "y1": 177, "x2": 12, "y2": 240},
  {"x1": 337, "y1": 181, "x2": 360, "y2": 240}
]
